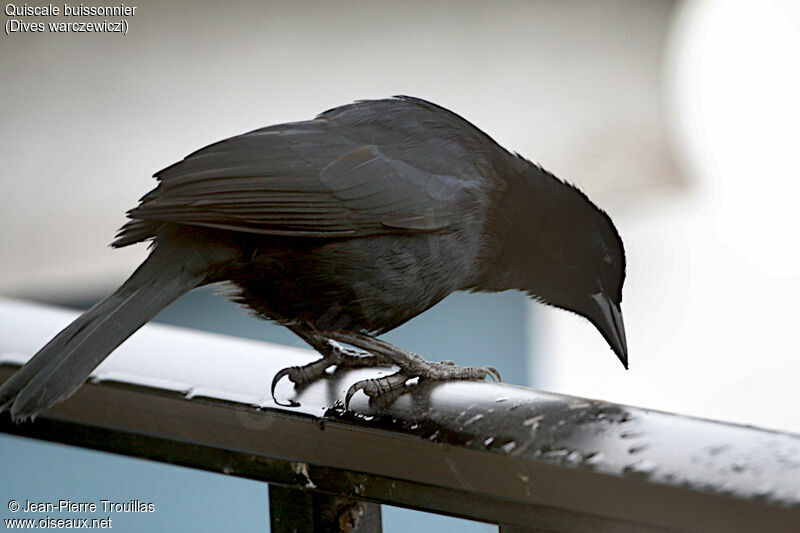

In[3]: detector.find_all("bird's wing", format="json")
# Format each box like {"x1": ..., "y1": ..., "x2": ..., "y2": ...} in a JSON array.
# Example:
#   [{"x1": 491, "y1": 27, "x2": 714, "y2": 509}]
[{"x1": 124, "y1": 118, "x2": 480, "y2": 238}]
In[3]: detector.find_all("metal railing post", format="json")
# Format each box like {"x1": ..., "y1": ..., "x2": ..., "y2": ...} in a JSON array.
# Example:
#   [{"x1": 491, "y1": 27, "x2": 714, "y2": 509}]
[{"x1": 269, "y1": 484, "x2": 382, "y2": 532}]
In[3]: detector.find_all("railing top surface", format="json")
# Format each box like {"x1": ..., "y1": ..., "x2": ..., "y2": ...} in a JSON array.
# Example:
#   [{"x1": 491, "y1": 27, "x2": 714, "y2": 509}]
[{"x1": 2, "y1": 297, "x2": 800, "y2": 532}]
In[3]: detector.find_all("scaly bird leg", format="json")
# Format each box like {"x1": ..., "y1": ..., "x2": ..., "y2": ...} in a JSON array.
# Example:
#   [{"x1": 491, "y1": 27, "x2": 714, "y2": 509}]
[
  {"x1": 271, "y1": 326, "x2": 393, "y2": 403},
  {"x1": 326, "y1": 331, "x2": 500, "y2": 408}
]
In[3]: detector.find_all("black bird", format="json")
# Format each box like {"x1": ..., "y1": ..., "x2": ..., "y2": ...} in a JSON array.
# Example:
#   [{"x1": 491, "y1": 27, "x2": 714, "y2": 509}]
[{"x1": 0, "y1": 96, "x2": 627, "y2": 421}]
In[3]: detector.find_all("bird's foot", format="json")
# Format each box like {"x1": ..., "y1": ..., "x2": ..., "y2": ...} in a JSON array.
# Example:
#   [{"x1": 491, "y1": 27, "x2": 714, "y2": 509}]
[
  {"x1": 271, "y1": 340, "x2": 392, "y2": 404},
  {"x1": 344, "y1": 360, "x2": 500, "y2": 408}
]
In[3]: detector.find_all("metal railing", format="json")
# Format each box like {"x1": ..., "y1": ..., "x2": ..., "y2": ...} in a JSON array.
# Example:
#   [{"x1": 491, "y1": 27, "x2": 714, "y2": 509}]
[{"x1": 1, "y1": 298, "x2": 799, "y2": 532}]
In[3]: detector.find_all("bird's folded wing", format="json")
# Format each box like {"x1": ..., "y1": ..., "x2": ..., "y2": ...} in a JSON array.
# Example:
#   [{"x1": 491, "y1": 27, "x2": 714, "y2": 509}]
[{"x1": 126, "y1": 123, "x2": 468, "y2": 237}]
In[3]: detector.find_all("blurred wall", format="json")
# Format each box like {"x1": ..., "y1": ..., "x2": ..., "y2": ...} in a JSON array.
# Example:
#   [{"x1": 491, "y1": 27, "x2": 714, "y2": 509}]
[{"x1": 0, "y1": 0, "x2": 678, "y2": 299}]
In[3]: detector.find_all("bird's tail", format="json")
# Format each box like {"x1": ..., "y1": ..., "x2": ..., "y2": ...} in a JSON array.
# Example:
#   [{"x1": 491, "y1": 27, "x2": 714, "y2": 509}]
[{"x1": 0, "y1": 242, "x2": 211, "y2": 422}]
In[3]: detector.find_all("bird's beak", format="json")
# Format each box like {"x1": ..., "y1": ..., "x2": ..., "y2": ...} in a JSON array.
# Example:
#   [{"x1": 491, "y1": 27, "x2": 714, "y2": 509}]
[{"x1": 589, "y1": 293, "x2": 628, "y2": 369}]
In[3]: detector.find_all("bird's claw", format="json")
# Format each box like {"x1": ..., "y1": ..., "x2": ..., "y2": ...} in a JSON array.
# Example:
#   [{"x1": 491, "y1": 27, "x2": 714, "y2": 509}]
[
  {"x1": 270, "y1": 365, "x2": 306, "y2": 395},
  {"x1": 483, "y1": 366, "x2": 501, "y2": 383},
  {"x1": 272, "y1": 347, "x2": 395, "y2": 406},
  {"x1": 345, "y1": 372, "x2": 409, "y2": 409},
  {"x1": 270, "y1": 366, "x2": 305, "y2": 406},
  {"x1": 271, "y1": 362, "x2": 328, "y2": 405},
  {"x1": 270, "y1": 367, "x2": 291, "y2": 400}
]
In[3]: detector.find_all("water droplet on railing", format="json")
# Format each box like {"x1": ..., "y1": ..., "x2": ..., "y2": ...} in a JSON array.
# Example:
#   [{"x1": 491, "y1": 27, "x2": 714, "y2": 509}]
[
  {"x1": 566, "y1": 450, "x2": 583, "y2": 464},
  {"x1": 628, "y1": 444, "x2": 650, "y2": 454},
  {"x1": 464, "y1": 414, "x2": 484, "y2": 426},
  {"x1": 582, "y1": 452, "x2": 604, "y2": 467},
  {"x1": 501, "y1": 441, "x2": 517, "y2": 453},
  {"x1": 523, "y1": 415, "x2": 544, "y2": 429},
  {"x1": 624, "y1": 460, "x2": 657, "y2": 478},
  {"x1": 541, "y1": 449, "x2": 570, "y2": 462}
]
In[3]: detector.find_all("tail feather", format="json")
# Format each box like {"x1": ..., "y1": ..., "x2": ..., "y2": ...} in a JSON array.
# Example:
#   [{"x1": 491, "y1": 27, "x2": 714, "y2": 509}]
[{"x1": 0, "y1": 244, "x2": 209, "y2": 421}]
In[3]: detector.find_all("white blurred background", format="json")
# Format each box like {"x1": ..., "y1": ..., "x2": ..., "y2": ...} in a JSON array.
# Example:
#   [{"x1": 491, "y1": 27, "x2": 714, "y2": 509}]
[{"x1": 2, "y1": 1, "x2": 800, "y2": 531}]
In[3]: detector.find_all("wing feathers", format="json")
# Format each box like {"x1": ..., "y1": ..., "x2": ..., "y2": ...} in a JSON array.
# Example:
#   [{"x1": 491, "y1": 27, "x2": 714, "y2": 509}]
[{"x1": 119, "y1": 114, "x2": 473, "y2": 244}]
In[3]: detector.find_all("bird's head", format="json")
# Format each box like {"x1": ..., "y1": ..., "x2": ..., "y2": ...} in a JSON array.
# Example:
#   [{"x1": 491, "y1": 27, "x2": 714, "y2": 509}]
[
  {"x1": 530, "y1": 193, "x2": 628, "y2": 369},
  {"x1": 480, "y1": 163, "x2": 628, "y2": 369}
]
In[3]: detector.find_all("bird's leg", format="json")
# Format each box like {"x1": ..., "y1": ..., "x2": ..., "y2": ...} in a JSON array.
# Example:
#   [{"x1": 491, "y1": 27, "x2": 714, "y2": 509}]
[
  {"x1": 326, "y1": 331, "x2": 500, "y2": 407},
  {"x1": 271, "y1": 326, "x2": 392, "y2": 401}
]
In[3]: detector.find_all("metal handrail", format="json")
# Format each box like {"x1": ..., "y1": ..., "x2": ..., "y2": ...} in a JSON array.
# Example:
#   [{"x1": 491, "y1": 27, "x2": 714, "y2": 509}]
[{"x1": 2, "y1": 298, "x2": 799, "y2": 532}]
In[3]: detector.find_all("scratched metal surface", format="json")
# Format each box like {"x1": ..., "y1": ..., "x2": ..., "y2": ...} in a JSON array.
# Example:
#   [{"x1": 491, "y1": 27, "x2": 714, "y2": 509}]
[{"x1": 341, "y1": 380, "x2": 800, "y2": 508}]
